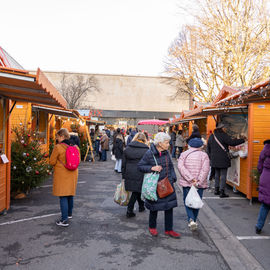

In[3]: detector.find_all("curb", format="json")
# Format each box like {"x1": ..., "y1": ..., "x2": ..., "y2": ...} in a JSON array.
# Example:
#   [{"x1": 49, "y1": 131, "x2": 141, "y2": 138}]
[{"x1": 174, "y1": 166, "x2": 264, "y2": 270}]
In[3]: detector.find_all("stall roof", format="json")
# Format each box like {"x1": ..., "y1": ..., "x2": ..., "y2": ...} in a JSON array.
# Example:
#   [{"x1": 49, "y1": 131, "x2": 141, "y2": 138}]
[
  {"x1": 217, "y1": 79, "x2": 270, "y2": 106},
  {"x1": 0, "y1": 67, "x2": 67, "y2": 108},
  {"x1": 32, "y1": 104, "x2": 79, "y2": 119}
]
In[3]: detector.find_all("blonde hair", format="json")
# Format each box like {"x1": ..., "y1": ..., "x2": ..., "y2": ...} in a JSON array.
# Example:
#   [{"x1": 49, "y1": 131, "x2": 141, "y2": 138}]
[
  {"x1": 56, "y1": 128, "x2": 70, "y2": 139},
  {"x1": 132, "y1": 132, "x2": 147, "y2": 143}
]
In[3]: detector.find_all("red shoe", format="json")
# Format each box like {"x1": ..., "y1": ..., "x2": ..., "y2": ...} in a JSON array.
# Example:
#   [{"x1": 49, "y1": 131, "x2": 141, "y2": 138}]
[
  {"x1": 165, "y1": 230, "x2": 181, "y2": 238},
  {"x1": 149, "y1": 228, "x2": 158, "y2": 236}
]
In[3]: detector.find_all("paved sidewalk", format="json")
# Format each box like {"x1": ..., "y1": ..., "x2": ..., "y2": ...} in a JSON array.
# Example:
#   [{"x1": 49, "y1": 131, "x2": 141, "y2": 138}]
[{"x1": 0, "y1": 160, "x2": 229, "y2": 270}]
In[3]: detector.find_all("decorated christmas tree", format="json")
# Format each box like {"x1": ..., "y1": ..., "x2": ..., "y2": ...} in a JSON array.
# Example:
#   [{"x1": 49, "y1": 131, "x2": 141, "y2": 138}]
[{"x1": 11, "y1": 126, "x2": 52, "y2": 194}]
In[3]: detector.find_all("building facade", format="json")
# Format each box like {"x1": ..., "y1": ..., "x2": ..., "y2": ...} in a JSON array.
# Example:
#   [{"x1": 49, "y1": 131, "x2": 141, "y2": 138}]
[{"x1": 43, "y1": 71, "x2": 191, "y2": 126}]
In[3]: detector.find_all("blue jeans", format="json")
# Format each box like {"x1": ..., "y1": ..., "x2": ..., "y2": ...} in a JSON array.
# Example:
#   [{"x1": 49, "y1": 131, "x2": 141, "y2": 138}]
[
  {"x1": 256, "y1": 203, "x2": 270, "y2": 230},
  {"x1": 95, "y1": 140, "x2": 100, "y2": 156},
  {"x1": 183, "y1": 187, "x2": 204, "y2": 222},
  {"x1": 101, "y1": 149, "x2": 107, "y2": 161},
  {"x1": 59, "y1": 196, "x2": 74, "y2": 221},
  {"x1": 172, "y1": 145, "x2": 176, "y2": 158}
]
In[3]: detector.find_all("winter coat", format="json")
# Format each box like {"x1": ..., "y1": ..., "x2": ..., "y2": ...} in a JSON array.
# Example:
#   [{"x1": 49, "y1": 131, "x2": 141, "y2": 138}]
[
  {"x1": 122, "y1": 141, "x2": 149, "y2": 192},
  {"x1": 178, "y1": 147, "x2": 210, "y2": 188},
  {"x1": 175, "y1": 134, "x2": 185, "y2": 147},
  {"x1": 49, "y1": 139, "x2": 80, "y2": 197},
  {"x1": 137, "y1": 144, "x2": 178, "y2": 211},
  {"x1": 186, "y1": 131, "x2": 201, "y2": 144},
  {"x1": 127, "y1": 131, "x2": 137, "y2": 146},
  {"x1": 207, "y1": 130, "x2": 244, "y2": 168},
  {"x1": 113, "y1": 135, "x2": 124, "y2": 159},
  {"x1": 257, "y1": 143, "x2": 270, "y2": 205},
  {"x1": 100, "y1": 134, "x2": 109, "y2": 150}
]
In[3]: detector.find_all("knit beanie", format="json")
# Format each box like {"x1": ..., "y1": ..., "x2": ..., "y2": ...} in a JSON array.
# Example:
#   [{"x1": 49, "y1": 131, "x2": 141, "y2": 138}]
[{"x1": 188, "y1": 138, "x2": 203, "y2": 148}]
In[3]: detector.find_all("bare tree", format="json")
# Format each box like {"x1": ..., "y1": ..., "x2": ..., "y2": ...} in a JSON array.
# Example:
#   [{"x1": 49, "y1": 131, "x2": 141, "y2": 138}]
[
  {"x1": 165, "y1": 0, "x2": 270, "y2": 102},
  {"x1": 59, "y1": 73, "x2": 99, "y2": 109}
]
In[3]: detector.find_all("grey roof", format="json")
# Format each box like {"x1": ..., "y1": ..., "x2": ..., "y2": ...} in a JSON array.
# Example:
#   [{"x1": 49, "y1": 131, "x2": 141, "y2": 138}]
[{"x1": 0, "y1": 46, "x2": 24, "y2": 69}]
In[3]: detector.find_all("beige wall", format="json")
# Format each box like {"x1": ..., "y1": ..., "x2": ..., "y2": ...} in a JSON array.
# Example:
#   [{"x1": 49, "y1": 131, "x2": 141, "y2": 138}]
[{"x1": 43, "y1": 71, "x2": 190, "y2": 113}]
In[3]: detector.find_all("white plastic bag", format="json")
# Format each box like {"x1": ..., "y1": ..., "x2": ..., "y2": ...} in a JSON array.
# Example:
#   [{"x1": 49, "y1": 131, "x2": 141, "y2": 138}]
[
  {"x1": 185, "y1": 185, "x2": 204, "y2": 209},
  {"x1": 111, "y1": 152, "x2": 116, "y2": 161}
]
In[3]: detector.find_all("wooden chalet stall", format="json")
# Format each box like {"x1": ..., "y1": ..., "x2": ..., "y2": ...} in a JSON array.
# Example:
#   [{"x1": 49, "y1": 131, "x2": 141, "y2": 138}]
[
  {"x1": 0, "y1": 66, "x2": 67, "y2": 213},
  {"x1": 215, "y1": 79, "x2": 270, "y2": 200}
]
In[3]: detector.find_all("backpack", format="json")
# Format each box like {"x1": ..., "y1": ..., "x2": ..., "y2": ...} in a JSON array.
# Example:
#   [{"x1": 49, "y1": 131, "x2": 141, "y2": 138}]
[{"x1": 60, "y1": 143, "x2": 80, "y2": 170}]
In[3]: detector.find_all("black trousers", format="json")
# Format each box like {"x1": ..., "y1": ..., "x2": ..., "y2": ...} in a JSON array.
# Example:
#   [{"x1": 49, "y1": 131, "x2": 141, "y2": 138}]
[
  {"x1": 149, "y1": 208, "x2": 173, "y2": 231},
  {"x1": 127, "y1": 192, "x2": 144, "y2": 212},
  {"x1": 214, "y1": 168, "x2": 228, "y2": 191}
]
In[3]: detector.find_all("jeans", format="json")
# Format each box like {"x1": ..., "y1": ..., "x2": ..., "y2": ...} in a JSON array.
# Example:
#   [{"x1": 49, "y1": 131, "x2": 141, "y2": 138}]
[
  {"x1": 59, "y1": 196, "x2": 73, "y2": 221},
  {"x1": 183, "y1": 187, "x2": 204, "y2": 222},
  {"x1": 149, "y1": 208, "x2": 173, "y2": 231},
  {"x1": 215, "y1": 168, "x2": 228, "y2": 191},
  {"x1": 127, "y1": 192, "x2": 144, "y2": 212},
  {"x1": 95, "y1": 140, "x2": 100, "y2": 156},
  {"x1": 171, "y1": 145, "x2": 176, "y2": 158},
  {"x1": 115, "y1": 159, "x2": 122, "y2": 172},
  {"x1": 256, "y1": 203, "x2": 270, "y2": 230},
  {"x1": 101, "y1": 149, "x2": 107, "y2": 161}
]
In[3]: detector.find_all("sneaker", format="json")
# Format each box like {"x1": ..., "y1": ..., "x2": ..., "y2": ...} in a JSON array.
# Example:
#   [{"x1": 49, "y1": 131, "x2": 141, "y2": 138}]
[
  {"x1": 165, "y1": 230, "x2": 181, "y2": 238},
  {"x1": 68, "y1": 215, "x2": 72, "y2": 219},
  {"x1": 149, "y1": 228, "x2": 158, "y2": 236},
  {"x1": 126, "y1": 212, "x2": 136, "y2": 218},
  {"x1": 220, "y1": 190, "x2": 229, "y2": 198},
  {"x1": 188, "y1": 220, "x2": 197, "y2": 231},
  {"x1": 56, "y1": 219, "x2": 69, "y2": 227},
  {"x1": 255, "y1": 226, "x2": 262, "y2": 234}
]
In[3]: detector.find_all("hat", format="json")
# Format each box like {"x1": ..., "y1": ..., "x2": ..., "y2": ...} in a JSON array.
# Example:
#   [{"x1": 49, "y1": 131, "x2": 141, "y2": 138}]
[
  {"x1": 216, "y1": 122, "x2": 225, "y2": 129},
  {"x1": 188, "y1": 138, "x2": 204, "y2": 148}
]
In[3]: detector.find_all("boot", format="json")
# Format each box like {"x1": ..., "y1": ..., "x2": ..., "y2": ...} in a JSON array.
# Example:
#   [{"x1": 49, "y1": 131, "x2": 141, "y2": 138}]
[
  {"x1": 126, "y1": 211, "x2": 136, "y2": 218},
  {"x1": 214, "y1": 187, "x2": 220, "y2": 195},
  {"x1": 219, "y1": 190, "x2": 229, "y2": 198}
]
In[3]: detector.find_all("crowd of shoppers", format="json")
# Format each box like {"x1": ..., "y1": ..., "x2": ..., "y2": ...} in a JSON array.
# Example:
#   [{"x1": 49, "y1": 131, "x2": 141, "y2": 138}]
[{"x1": 53, "y1": 123, "x2": 270, "y2": 238}]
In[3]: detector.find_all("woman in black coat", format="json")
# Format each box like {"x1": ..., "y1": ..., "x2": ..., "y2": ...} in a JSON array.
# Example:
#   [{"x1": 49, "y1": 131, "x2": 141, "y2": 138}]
[
  {"x1": 207, "y1": 122, "x2": 245, "y2": 197},
  {"x1": 122, "y1": 133, "x2": 149, "y2": 217},
  {"x1": 113, "y1": 128, "x2": 124, "y2": 173},
  {"x1": 138, "y1": 132, "x2": 180, "y2": 238}
]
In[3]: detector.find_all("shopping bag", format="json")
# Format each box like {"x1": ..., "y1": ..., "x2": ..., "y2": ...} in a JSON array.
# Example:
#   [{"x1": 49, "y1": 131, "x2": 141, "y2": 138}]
[
  {"x1": 141, "y1": 173, "x2": 159, "y2": 201},
  {"x1": 185, "y1": 185, "x2": 204, "y2": 209},
  {"x1": 114, "y1": 180, "x2": 131, "y2": 206},
  {"x1": 111, "y1": 152, "x2": 116, "y2": 161}
]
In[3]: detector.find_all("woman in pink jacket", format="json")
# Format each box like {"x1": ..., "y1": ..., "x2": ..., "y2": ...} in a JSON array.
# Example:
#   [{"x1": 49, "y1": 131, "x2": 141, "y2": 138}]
[{"x1": 178, "y1": 138, "x2": 210, "y2": 231}]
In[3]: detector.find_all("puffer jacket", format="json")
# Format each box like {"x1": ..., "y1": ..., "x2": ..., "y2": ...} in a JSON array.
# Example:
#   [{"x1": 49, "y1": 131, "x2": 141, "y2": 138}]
[
  {"x1": 178, "y1": 147, "x2": 210, "y2": 188},
  {"x1": 257, "y1": 143, "x2": 270, "y2": 205},
  {"x1": 137, "y1": 144, "x2": 177, "y2": 211}
]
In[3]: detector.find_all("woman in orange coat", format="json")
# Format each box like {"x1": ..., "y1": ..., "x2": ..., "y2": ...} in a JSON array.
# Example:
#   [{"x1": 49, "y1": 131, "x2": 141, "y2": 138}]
[{"x1": 49, "y1": 128, "x2": 80, "y2": 227}]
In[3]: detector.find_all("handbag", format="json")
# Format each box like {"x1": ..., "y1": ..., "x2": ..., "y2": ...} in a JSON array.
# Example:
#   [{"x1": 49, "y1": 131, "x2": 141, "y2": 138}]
[
  {"x1": 185, "y1": 185, "x2": 204, "y2": 209},
  {"x1": 213, "y1": 134, "x2": 234, "y2": 160},
  {"x1": 114, "y1": 179, "x2": 131, "y2": 206},
  {"x1": 157, "y1": 156, "x2": 174, "y2": 198}
]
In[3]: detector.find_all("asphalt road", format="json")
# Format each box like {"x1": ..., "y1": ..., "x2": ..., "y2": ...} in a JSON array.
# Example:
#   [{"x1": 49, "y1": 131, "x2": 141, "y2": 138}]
[{"x1": 0, "y1": 159, "x2": 230, "y2": 270}]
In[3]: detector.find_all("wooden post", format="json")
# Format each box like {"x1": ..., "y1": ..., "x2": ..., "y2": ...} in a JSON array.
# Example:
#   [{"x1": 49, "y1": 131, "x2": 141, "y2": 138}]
[{"x1": 247, "y1": 104, "x2": 253, "y2": 200}]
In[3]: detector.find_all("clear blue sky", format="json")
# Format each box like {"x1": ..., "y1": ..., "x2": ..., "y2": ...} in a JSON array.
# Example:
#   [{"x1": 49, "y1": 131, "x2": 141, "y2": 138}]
[{"x1": 1, "y1": 0, "x2": 193, "y2": 76}]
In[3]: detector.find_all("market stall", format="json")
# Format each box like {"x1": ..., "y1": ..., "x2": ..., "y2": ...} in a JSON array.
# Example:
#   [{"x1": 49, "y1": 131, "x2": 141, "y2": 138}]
[{"x1": 0, "y1": 66, "x2": 67, "y2": 213}]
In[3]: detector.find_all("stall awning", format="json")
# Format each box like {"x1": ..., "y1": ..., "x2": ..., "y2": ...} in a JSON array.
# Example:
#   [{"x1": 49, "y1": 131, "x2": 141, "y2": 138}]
[
  {"x1": 32, "y1": 105, "x2": 79, "y2": 119},
  {"x1": 178, "y1": 116, "x2": 206, "y2": 124},
  {"x1": 199, "y1": 105, "x2": 248, "y2": 116},
  {"x1": 0, "y1": 67, "x2": 67, "y2": 108}
]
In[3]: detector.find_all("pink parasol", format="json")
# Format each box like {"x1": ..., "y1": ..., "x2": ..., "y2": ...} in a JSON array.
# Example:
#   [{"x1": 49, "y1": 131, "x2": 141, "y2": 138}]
[{"x1": 137, "y1": 119, "x2": 169, "y2": 126}]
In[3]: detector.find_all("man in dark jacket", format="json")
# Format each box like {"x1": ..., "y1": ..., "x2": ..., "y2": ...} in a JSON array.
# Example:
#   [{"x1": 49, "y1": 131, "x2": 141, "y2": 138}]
[
  {"x1": 186, "y1": 124, "x2": 201, "y2": 144},
  {"x1": 127, "y1": 130, "x2": 137, "y2": 146},
  {"x1": 207, "y1": 123, "x2": 245, "y2": 198},
  {"x1": 122, "y1": 133, "x2": 149, "y2": 217}
]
